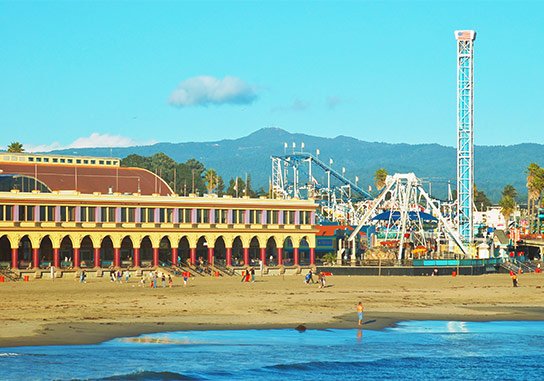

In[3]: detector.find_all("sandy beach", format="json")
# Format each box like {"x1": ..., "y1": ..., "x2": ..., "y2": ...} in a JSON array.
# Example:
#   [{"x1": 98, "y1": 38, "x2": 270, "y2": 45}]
[{"x1": 0, "y1": 272, "x2": 543, "y2": 348}]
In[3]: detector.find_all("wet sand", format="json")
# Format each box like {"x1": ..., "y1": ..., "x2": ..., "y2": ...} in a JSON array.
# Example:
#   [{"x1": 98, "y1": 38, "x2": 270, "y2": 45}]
[{"x1": 0, "y1": 272, "x2": 543, "y2": 347}]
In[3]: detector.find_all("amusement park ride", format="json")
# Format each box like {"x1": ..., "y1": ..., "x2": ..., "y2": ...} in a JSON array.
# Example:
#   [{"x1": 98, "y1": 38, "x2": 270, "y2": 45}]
[{"x1": 270, "y1": 30, "x2": 476, "y2": 261}]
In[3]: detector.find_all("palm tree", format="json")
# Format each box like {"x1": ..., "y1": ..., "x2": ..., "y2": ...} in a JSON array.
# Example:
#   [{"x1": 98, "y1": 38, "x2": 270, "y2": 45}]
[
  {"x1": 204, "y1": 169, "x2": 218, "y2": 194},
  {"x1": 527, "y1": 163, "x2": 544, "y2": 233},
  {"x1": 499, "y1": 195, "x2": 516, "y2": 230},
  {"x1": 374, "y1": 168, "x2": 388, "y2": 191},
  {"x1": 502, "y1": 184, "x2": 518, "y2": 201},
  {"x1": 7, "y1": 142, "x2": 24, "y2": 153}
]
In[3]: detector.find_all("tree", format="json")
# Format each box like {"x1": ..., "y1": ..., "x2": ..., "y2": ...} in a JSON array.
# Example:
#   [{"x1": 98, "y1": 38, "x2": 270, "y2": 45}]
[
  {"x1": 374, "y1": 168, "x2": 388, "y2": 191},
  {"x1": 216, "y1": 175, "x2": 225, "y2": 197},
  {"x1": 204, "y1": 169, "x2": 218, "y2": 194},
  {"x1": 499, "y1": 194, "x2": 516, "y2": 229},
  {"x1": 502, "y1": 184, "x2": 518, "y2": 201},
  {"x1": 7, "y1": 142, "x2": 24, "y2": 153},
  {"x1": 527, "y1": 163, "x2": 544, "y2": 233},
  {"x1": 474, "y1": 186, "x2": 491, "y2": 211}
]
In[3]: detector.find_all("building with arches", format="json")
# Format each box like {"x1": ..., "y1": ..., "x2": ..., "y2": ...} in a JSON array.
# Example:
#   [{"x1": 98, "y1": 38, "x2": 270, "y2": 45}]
[{"x1": 0, "y1": 153, "x2": 317, "y2": 272}]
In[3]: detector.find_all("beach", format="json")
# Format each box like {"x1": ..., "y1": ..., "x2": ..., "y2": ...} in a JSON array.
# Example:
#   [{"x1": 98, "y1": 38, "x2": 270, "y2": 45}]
[{"x1": 0, "y1": 272, "x2": 543, "y2": 348}]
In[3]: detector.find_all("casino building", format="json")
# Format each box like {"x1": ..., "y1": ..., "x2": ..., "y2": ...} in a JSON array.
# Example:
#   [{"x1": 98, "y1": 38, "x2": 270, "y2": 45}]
[{"x1": 0, "y1": 153, "x2": 318, "y2": 273}]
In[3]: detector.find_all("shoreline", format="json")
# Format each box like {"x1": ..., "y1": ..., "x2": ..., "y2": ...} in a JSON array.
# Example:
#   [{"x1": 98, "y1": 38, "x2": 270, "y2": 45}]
[{"x1": 1, "y1": 273, "x2": 543, "y2": 348}]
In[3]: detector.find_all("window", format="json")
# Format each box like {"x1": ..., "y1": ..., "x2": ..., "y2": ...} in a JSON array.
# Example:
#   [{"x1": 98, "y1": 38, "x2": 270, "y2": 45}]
[
  {"x1": 80, "y1": 207, "x2": 96, "y2": 222},
  {"x1": 67, "y1": 159, "x2": 73, "y2": 163},
  {"x1": 90, "y1": 160, "x2": 96, "y2": 164},
  {"x1": 249, "y1": 210, "x2": 256, "y2": 224},
  {"x1": 52, "y1": 158, "x2": 58, "y2": 163},
  {"x1": 217, "y1": 209, "x2": 228, "y2": 224},
  {"x1": 181, "y1": 209, "x2": 191, "y2": 223},
  {"x1": 99, "y1": 160, "x2": 104, "y2": 165},
  {"x1": 36, "y1": 157, "x2": 42, "y2": 162},
  {"x1": 101, "y1": 207, "x2": 116, "y2": 223},
  {"x1": 60, "y1": 206, "x2": 76, "y2": 222},
  {"x1": 158, "y1": 208, "x2": 173, "y2": 223},
  {"x1": 43, "y1": 158, "x2": 49, "y2": 162},
  {"x1": 0, "y1": 205, "x2": 13, "y2": 221},
  {"x1": 106, "y1": 160, "x2": 111, "y2": 165},
  {"x1": 140, "y1": 208, "x2": 155, "y2": 223},
  {"x1": 83, "y1": 160, "x2": 89, "y2": 164},
  {"x1": 196, "y1": 209, "x2": 209, "y2": 223},
  {"x1": 120, "y1": 207, "x2": 135, "y2": 223},
  {"x1": 19, "y1": 205, "x2": 35, "y2": 221},
  {"x1": 39, "y1": 206, "x2": 55, "y2": 222},
  {"x1": 28, "y1": 157, "x2": 34, "y2": 162},
  {"x1": 76, "y1": 159, "x2": 81, "y2": 164},
  {"x1": 60, "y1": 159, "x2": 65, "y2": 163}
]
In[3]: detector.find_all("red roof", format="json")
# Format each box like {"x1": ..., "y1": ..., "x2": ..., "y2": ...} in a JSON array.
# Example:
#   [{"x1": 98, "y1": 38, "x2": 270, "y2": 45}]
[{"x1": 0, "y1": 162, "x2": 172, "y2": 196}]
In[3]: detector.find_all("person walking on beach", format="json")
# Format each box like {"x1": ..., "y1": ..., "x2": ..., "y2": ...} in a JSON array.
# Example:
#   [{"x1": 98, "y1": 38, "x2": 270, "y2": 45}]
[
  {"x1": 168, "y1": 274, "x2": 173, "y2": 288},
  {"x1": 153, "y1": 271, "x2": 158, "y2": 288},
  {"x1": 511, "y1": 272, "x2": 518, "y2": 287},
  {"x1": 124, "y1": 270, "x2": 130, "y2": 283},
  {"x1": 250, "y1": 267, "x2": 255, "y2": 282},
  {"x1": 161, "y1": 273, "x2": 166, "y2": 288},
  {"x1": 80, "y1": 270, "x2": 86, "y2": 283},
  {"x1": 357, "y1": 302, "x2": 364, "y2": 326},
  {"x1": 50, "y1": 265, "x2": 55, "y2": 281},
  {"x1": 183, "y1": 272, "x2": 188, "y2": 287}
]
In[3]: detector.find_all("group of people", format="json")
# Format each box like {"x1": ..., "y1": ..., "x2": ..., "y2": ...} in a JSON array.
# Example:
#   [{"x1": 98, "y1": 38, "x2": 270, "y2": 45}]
[
  {"x1": 109, "y1": 268, "x2": 131, "y2": 283},
  {"x1": 140, "y1": 271, "x2": 173, "y2": 288},
  {"x1": 304, "y1": 270, "x2": 327, "y2": 288},
  {"x1": 240, "y1": 267, "x2": 255, "y2": 282}
]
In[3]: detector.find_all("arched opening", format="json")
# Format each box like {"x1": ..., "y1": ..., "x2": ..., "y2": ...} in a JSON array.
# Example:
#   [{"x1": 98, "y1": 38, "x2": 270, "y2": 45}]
[
  {"x1": 299, "y1": 237, "x2": 310, "y2": 266},
  {"x1": 59, "y1": 236, "x2": 74, "y2": 268},
  {"x1": 101, "y1": 236, "x2": 114, "y2": 268},
  {"x1": 196, "y1": 236, "x2": 208, "y2": 266},
  {"x1": 283, "y1": 237, "x2": 294, "y2": 266},
  {"x1": 232, "y1": 236, "x2": 244, "y2": 266},
  {"x1": 159, "y1": 236, "x2": 171, "y2": 265},
  {"x1": 80, "y1": 236, "x2": 94, "y2": 268},
  {"x1": 214, "y1": 236, "x2": 226, "y2": 266},
  {"x1": 140, "y1": 236, "x2": 153, "y2": 267},
  {"x1": 266, "y1": 237, "x2": 277, "y2": 266},
  {"x1": 178, "y1": 236, "x2": 190, "y2": 265},
  {"x1": 120, "y1": 237, "x2": 133, "y2": 268},
  {"x1": 0, "y1": 235, "x2": 11, "y2": 267},
  {"x1": 249, "y1": 236, "x2": 260, "y2": 266},
  {"x1": 18, "y1": 235, "x2": 32, "y2": 269},
  {"x1": 39, "y1": 236, "x2": 53, "y2": 268}
]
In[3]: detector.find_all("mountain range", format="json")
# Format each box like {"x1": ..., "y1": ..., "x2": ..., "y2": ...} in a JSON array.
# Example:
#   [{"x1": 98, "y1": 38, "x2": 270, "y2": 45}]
[{"x1": 49, "y1": 128, "x2": 543, "y2": 202}]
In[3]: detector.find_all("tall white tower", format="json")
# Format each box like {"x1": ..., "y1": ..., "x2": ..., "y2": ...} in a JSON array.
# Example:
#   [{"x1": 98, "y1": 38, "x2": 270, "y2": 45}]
[{"x1": 455, "y1": 30, "x2": 476, "y2": 244}]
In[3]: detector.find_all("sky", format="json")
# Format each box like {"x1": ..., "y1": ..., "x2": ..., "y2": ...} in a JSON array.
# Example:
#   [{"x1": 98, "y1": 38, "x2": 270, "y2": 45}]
[{"x1": 0, "y1": 1, "x2": 543, "y2": 151}]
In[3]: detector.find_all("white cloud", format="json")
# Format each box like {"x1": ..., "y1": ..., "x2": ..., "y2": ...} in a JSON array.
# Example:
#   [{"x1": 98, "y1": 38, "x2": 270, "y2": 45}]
[
  {"x1": 169, "y1": 75, "x2": 258, "y2": 107},
  {"x1": 25, "y1": 133, "x2": 154, "y2": 153}
]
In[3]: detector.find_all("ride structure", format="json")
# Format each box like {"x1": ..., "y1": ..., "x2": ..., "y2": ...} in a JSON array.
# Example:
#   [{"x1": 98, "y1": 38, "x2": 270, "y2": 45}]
[
  {"x1": 347, "y1": 173, "x2": 468, "y2": 261},
  {"x1": 271, "y1": 151, "x2": 372, "y2": 224},
  {"x1": 455, "y1": 30, "x2": 476, "y2": 244}
]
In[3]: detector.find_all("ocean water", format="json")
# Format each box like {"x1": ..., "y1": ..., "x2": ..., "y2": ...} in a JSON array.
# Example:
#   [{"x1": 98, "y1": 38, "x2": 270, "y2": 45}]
[{"x1": 1, "y1": 321, "x2": 543, "y2": 380}]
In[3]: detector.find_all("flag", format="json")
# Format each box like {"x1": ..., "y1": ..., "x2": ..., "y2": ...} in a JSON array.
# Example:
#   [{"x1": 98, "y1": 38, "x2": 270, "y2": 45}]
[
  {"x1": 301, "y1": 142, "x2": 305, "y2": 150},
  {"x1": 316, "y1": 148, "x2": 320, "y2": 156},
  {"x1": 329, "y1": 158, "x2": 333, "y2": 166}
]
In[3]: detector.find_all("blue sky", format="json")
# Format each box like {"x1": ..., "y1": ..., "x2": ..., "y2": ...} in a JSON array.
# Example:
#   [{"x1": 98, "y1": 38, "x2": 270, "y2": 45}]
[{"x1": 1, "y1": 1, "x2": 542, "y2": 151}]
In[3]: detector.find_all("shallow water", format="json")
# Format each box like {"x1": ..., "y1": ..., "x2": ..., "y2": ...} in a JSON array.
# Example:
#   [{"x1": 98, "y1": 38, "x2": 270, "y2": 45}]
[{"x1": 1, "y1": 321, "x2": 543, "y2": 380}]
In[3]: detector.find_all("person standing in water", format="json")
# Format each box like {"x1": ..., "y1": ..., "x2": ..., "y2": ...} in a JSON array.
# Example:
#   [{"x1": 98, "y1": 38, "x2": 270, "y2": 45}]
[{"x1": 357, "y1": 302, "x2": 364, "y2": 326}]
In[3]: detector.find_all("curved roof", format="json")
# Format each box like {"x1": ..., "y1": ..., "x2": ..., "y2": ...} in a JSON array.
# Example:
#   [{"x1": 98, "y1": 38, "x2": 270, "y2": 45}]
[{"x1": 0, "y1": 162, "x2": 172, "y2": 196}]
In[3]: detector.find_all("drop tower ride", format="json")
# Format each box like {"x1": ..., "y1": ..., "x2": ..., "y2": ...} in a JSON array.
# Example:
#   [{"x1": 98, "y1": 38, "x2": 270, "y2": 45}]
[{"x1": 455, "y1": 30, "x2": 476, "y2": 244}]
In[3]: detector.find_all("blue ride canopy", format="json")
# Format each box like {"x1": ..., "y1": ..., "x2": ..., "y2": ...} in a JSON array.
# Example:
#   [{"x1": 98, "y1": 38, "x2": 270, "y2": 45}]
[{"x1": 372, "y1": 211, "x2": 438, "y2": 222}]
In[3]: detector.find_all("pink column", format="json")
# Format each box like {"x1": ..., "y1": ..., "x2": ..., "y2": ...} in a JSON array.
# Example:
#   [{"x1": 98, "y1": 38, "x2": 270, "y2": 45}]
[
  {"x1": 277, "y1": 247, "x2": 283, "y2": 266},
  {"x1": 226, "y1": 247, "x2": 232, "y2": 267},
  {"x1": 171, "y1": 247, "x2": 178, "y2": 266},
  {"x1": 53, "y1": 248, "x2": 60, "y2": 268},
  {"x1": 310, "y1": 248, "x2": 315, "y2": 265},
  {"x1": 73, "y1": 248, "x2": 80, "y2": 268},
  {"x1": 94, "y1": 248, "x2": 101, "y2": 268},
  {"x1": 190, "y1": 248, "x2": 196, "y2": 265},
  {"x1": 114, "y1": 248, "x2": 121, "y2": 267},
  {"x1": 32, "y1": 248, "x2": 39, "y2": 269},
  {"x1": 260, "y1": 248, "x2": 266, "y2": 266},
  {"x1": 294, "y1": 247, "x2": 299, "y2": 266},
  {"x1": 207, "y1": 247, "x2": 214, "y2": 265},
  {"x1": 152, "y1": 248, "x2": 159, "y2": 267},
  {"x1": 133, "y1": 248, "x2": 140, "y2": 267},
  {"x1": 243, "y1": 247, "x2": 249, "y2": 266},
  {"x1": 11, "y1": 248, "x2": 18, "y2": 269}
]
